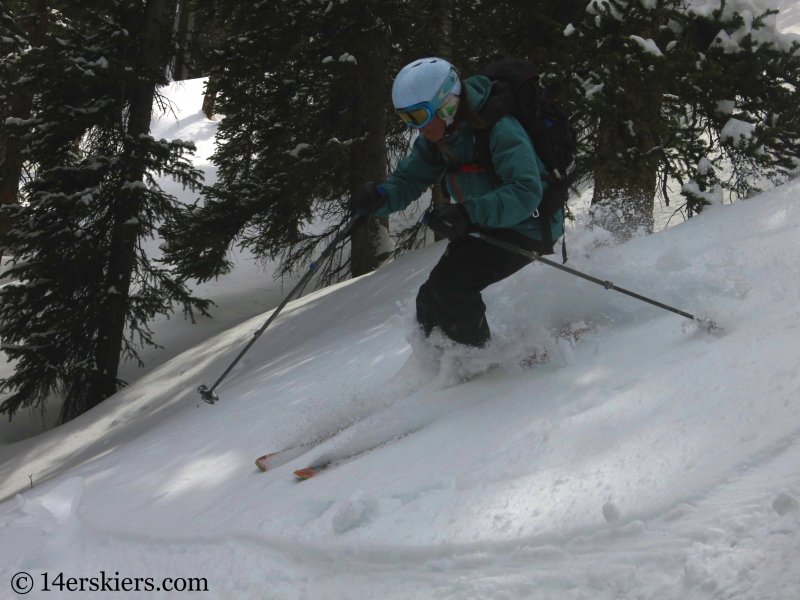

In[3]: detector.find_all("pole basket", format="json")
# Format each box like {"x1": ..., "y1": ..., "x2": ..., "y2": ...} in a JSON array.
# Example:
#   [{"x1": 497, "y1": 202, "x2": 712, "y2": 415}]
[
  {"x1": 694, "y1": 317, "x2": 720, "y2": 332},
  {"x1": 197, "y1": 384, "x2": 219, "y2": 404}
]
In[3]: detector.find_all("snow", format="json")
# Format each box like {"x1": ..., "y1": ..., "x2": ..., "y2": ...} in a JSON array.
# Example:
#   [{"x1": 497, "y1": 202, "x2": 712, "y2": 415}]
[
  {"x1": 720, "y1": 117, "x2": 756, "y2": 147},
  {"x1": 3, "y1": 69, "x2": 800, "y2": 597},
  {"x1": 588, "y1": 0, "x2": 800, "y2": 49},
  {"x1": 681, "y1": 180, "x2": 724, "y2": 206},
  {"x1": 777, "y1": 0, "x2": 800, "y2": 35},
  {"x1": 710, "y1": 29, "x2": 742, "y2": 53},
  {"x1": 602, "y1": 501, "x2": 621, "y2": 523},
  {"x1": 690, "y1": 0, "x2": 800, "y2": 51},
  {"x1": 4, "y1": 117, "x2": 33, "y2": 126},
  {"x1": 716, "y1": 99, "x2": 735, "y2": 115},
  {"x1": 120, "y1": 181, "x2": 148, "y2": 190},
  {"x1": 629, "y1": 35, "x2": 664, "y2": 56},
  {"x1": 288, "y1": 142, "x2": 310, "y2": 157},
  {"x1": 584, "y1": 83, "x2": 604, "y2": 98},
  {"x1": 772, "y1": 491, "x2": 800, "y2": 516}
]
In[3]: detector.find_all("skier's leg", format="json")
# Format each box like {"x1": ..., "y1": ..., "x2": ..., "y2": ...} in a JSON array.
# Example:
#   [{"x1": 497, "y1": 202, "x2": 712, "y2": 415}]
[
  {"x1": 415, "y1": 282, "x2": 438, "y2": 337},
  {"x1": 425, "y1": 242, "x2": 493, "y2": 346},
  {"x1": 420, "y1": 232, "x2": 550, "y2": 346},
  {"x1": 415, "y1": 237, "x2": 475, "y2": 338}
]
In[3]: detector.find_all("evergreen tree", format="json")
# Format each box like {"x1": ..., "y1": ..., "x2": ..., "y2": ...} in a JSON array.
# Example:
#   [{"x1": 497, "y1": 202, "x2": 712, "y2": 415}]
[
  {"x1": 163, "y1": 0, "x2": 431, "y2": 287},
  {"x1": 0, "y1": 0, "x2": 48, "y2": 261},
  {"x1": 0, "y1": 0, "x2": 210, "y2": 423},
  {"x1": 494, "y1": 0, "x2": 800, "y2": 240},
  {"x1": 183, "y1": 0, "x2": 237, "y2": 116},
  {"x1": 172, "y1": 0, "x2": 193, "y2": 80},
  {"x1": 167, "y1": 0, "x2": 800, "y2": 298}
]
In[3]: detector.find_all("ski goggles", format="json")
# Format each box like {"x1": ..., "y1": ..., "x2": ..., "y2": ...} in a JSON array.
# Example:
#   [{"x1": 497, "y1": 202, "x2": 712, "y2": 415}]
[
  {"x1": 396, "y1": 103, "x2": 438, "y2": 128},
  {"x1": 396, "y1": 67, "x2": 460, "y2": 129},
  {"x1": 396, "y1": 94, "x2": 460, "y2": 129}
]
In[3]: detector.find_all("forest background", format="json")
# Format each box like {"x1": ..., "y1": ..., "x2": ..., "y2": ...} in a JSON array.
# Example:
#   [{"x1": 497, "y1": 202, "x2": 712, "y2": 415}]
[{"x1": 0, "y1": 0, "x2": 798, "y2": 426}]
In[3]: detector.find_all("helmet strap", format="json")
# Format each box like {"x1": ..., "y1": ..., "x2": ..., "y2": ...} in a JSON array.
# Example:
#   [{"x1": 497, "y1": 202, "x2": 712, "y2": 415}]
[{"x1": 436, "y1": 94, "x2": 460, "y2": 126}]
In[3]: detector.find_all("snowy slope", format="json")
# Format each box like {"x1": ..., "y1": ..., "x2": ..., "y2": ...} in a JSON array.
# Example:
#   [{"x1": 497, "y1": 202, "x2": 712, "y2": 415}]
[
  {"x1": 5, "y1": 0, "x2": 798, "y2": 444},
  {"x1": 1, "y1": 169, "x2": 799, "y2": 598},
  {"x1": 778, "y1": 0, "x2": 800, "y2": 35}
]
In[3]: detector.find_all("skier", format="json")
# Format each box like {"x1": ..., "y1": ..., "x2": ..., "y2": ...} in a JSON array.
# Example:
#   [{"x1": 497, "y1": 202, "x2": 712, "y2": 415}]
[{"x1": 350, "y1": 57, "x2": 564, "y2": 348}]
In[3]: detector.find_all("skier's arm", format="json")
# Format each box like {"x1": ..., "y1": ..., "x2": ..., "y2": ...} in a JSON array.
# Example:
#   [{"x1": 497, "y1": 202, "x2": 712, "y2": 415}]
[
  {"x1": 374, "y1": 135, "x2": 446, "y2": 217},
  {"x1": 461, "y1": 116, "x2": 548, "y2": 229}
]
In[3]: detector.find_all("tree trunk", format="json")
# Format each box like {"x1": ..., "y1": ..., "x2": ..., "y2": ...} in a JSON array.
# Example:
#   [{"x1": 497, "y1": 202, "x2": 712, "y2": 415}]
[
  {"x1": 349, "y1": 18, "x2": 389, "y2": 278},
  {"x1": 590, "y1": 107, "x2": 660, "y2": 242},
  {"x1": 202, "y1": 71, "x2": 217, "y2": 118},
  {"x1": 0, "y1": 0, "x2": 48, "y2": 263},
  {"x1": 201, "y1": 14, "x2": 235, "y2": 118},
  {"x1": 172, "y1": 0, "x2": 192, "y2": 81},
  {"x1": 80, "y1": 0, "x2": 174, "y2": 416},
  {"x1": 590, "y1": 28, "x2": 664, "y2": 244},
  {"x1": 438, "y1": 0, "x2": 453, "y2": 60}
]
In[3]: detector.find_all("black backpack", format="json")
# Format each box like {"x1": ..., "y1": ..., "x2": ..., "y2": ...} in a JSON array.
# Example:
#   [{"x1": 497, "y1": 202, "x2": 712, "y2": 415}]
[{"x1": 437, "y1": 58, "x2": 578, "y2": 259}]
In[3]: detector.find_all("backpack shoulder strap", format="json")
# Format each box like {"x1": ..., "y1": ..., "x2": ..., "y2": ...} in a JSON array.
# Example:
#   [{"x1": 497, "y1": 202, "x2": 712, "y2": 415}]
[
  {"x1": 472, "y1": 78, "x2": 517, "y2": 184},
  {"x1": 473, "y1": 127, "x2": 498, "y2": 184},
  {"x1": 472, "y1": 59, "x2": 542, "y2": 182}
]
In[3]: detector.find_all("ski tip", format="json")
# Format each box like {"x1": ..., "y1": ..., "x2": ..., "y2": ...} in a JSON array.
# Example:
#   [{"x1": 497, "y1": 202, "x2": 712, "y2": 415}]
[
  {"x1": 255, "y1": 453, "x2": 276, "y2": 472},
  {"x1": 294, "y1": 466, "x2": 325, "y2": 480}
]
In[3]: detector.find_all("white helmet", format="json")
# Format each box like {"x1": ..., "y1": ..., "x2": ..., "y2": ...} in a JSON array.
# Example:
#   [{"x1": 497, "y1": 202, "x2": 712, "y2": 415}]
[{"x1": 392, "y1": 57, "x2": 462, "y2": 111}]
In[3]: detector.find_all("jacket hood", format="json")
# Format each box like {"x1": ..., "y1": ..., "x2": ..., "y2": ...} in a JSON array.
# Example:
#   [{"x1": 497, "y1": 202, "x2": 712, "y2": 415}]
[{"x1": 463, "y1": 75, "x2": 493, "y2": 113}]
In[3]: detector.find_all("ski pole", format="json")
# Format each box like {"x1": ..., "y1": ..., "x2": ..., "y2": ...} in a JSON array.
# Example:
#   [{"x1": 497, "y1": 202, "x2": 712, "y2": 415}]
[
  {"x1": 470, "y1": 231, "x2": 719, "y2": 331},
  {"x1": 198, "y1": 214, "x2": 367, "y2": 404}
]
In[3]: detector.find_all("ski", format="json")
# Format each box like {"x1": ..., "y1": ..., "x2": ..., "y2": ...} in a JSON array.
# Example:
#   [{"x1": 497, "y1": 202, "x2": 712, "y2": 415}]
[
  {"x1": 272, "y1": 333, "x2": 573, "y2": 481},
  {"x1": 256, "y1": 419, "x2": 398, "y2": 473},
  {"x1": 292, "y1": 427, "x2": 423, "y2": 481},
  {"x1": 255, "y1": 413, "x2": 394, "y2": 473},
  {"x1": 293, "y1": 464, "x2": 329, "y2": 480},
  {"x1": 255, "y1": 443, "x2": 317, "y2": 472},
  {"x1": 254, "y1": 353, "x2": 444, "y2": 473}
]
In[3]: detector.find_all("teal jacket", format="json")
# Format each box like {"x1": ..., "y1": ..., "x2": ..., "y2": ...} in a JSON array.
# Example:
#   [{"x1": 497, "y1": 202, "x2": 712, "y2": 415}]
[{"x1": 376, "y1": 75, "x2": 563, "y2": 242}]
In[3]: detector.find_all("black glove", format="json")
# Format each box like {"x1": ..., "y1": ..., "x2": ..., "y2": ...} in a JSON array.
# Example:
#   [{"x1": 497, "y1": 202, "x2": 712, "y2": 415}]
[
  {"x1": 350, "y1": 182, "x2": 386, "y2": 216},
  {"x1": 424, "y1": 203, "x2": 471, "y2": 240}
]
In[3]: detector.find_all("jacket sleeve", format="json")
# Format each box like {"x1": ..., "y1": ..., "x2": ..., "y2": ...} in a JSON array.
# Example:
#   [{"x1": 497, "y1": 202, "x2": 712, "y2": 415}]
[
  {"x1": 374, "y1": 134, "x2": 446, "y2": 218},
  {"x1": 461, "y1": 115, "x2": 548, "y2": 229}
]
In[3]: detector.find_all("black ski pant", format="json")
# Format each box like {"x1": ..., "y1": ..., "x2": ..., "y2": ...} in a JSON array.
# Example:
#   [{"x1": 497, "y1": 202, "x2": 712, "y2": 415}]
[{"x1": 416, "y1": 229, "x2": 554, "y2": 347}]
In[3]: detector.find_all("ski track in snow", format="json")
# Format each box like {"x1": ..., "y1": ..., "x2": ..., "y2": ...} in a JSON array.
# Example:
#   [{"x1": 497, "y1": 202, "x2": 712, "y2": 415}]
[{"x1": 3, "y1": 71, "x2": 800, "y2": 595}]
